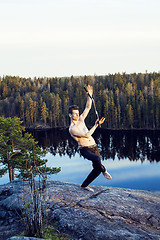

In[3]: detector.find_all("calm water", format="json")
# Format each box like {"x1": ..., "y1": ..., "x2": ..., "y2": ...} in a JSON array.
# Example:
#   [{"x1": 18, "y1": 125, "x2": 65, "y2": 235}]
[{"x1": 1, "y1": 128, "x2": 160, "y2": 191}]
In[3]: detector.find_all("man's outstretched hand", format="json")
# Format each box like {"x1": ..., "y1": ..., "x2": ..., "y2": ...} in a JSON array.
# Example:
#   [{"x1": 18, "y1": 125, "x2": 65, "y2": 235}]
[
  {"x1": 86, "y1": 85, "x2": 93, "y2": 97},
  {"x1": 95, "y1": 117, "x2": 105, "y2": 126}
]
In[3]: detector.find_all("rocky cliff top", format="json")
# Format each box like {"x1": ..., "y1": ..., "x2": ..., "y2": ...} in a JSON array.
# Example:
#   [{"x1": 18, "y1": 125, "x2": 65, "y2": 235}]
[{"x1": 0, "y1": 181, "x2": 160, "y2": 240}]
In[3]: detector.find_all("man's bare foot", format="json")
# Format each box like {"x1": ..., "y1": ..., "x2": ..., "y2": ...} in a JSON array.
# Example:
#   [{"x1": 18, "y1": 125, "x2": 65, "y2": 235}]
[
  {"x1": 103, "y1": 171, "x2": 112, "y2": 180},
  {"x1": 81, "y1": 186, "x2": 94, "y2": 192}
]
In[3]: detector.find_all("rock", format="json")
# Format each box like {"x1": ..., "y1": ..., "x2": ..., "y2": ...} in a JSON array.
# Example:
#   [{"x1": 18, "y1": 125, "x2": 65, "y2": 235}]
[
  {"x1": 0, "y1": 181, "x2": 160, "y2": 240},
  {"x1": 7, "y1": 237, "x2": 49, "y2": 240},
  {"x1": 26, "y1": 123, "x2": 51, "y2": 130}
]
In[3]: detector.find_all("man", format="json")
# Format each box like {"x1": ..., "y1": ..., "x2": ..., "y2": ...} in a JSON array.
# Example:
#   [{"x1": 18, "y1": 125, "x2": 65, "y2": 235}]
[{"x1": 69, "y1": 85, "x2": 112, "y2": 192}]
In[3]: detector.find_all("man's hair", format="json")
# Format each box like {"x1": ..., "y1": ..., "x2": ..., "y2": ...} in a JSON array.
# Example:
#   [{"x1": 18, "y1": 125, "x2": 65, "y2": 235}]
[{"x1": 68, "y1": 105, "x2": 79, "y2": 114}]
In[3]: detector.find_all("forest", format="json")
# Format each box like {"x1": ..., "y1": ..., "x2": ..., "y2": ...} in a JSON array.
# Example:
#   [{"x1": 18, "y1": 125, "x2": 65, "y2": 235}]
[{"x1": 0, "y1": 72, "x2": 160, "y2": 129}]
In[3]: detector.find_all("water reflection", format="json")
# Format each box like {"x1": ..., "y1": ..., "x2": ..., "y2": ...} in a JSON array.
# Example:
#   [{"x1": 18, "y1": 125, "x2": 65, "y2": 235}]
[
  {"x1": 1, "y1": 128, "x2": 160, "y2": 190},
  {"x1": 30, "y1": 128, "x2": 160, "y2": 163}
]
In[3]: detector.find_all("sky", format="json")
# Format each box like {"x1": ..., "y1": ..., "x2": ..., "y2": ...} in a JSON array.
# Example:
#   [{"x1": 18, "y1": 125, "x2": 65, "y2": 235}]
[{"x1": 0, "y1": 0, "x2": 160, "y2": 78}]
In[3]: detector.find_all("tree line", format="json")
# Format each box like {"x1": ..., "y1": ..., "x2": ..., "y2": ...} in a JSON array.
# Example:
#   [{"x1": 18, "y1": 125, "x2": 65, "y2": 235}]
[{"x1": 0, "y1": 72, "x2": 160, "y2": 129}]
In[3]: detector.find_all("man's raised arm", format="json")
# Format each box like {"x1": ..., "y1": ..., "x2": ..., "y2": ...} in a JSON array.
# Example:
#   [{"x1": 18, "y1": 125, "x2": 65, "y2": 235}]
[{"x1": 80, "y1": 85, "x2": 93, "y2": 120}]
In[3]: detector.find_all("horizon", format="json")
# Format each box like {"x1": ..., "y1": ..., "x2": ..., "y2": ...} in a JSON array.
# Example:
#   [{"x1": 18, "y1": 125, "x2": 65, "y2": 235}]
[{"x1": 1, "y1": 70, "x2": 160, "y2": 80}]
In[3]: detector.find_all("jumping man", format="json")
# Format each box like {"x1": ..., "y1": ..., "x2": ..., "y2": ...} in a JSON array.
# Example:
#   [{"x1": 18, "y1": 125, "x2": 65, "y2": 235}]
[{"x1": 69, "y1": 85, "x2": 112, "y2": 192}]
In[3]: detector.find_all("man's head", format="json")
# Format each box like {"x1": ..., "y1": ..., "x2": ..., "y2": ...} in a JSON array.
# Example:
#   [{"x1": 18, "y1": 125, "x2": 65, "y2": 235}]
[{"x1": 69, "y1": 105, "x2": 79, "y2": 121}]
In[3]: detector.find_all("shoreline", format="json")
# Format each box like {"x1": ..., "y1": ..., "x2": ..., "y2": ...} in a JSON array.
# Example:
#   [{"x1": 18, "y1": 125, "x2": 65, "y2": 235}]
[{"x1": 25, "y1": 124, "x2": 160, "y2": 131}]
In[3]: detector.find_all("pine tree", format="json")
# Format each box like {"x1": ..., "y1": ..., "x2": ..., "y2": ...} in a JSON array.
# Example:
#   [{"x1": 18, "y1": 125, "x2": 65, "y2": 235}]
[
  {"x1": 104, "y1": 97, "x2": 109, "y2": 128},
  {"x1": 53, "y1": 94, "x2": 61, "y2": 127},
  {"x1": 29, "y1": 98, "x2": 34, "y2": 124},
  {"x1": 2, "y1": 83, "x2": 9, "y2": 98},
  {"x1": 25, "y1": 106, "x2": 31, "y2": 126},
  {"x1": 33, "y1": 101, "x2": 38, "y2": 123},
  {"x1": 41, "y1": 102, "x2": 48, "y2": 125},
  {"x1": 126, "y1": 104, "x2": 134, "y2": 128},
  {"x1": 0, "y1": 117, "x2": 25, "y2": 181},
  {"x1": 20, "y1": 99, "x2": 25, "y2": 122}
]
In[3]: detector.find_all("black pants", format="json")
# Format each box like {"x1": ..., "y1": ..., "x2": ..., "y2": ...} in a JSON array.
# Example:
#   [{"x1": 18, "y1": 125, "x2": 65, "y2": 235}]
[{"x1": 80, "y1": 145, "x2": 106, "y2": 187}]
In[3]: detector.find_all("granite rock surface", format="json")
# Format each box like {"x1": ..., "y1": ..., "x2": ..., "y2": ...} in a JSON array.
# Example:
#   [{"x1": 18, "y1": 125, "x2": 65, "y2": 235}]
[{"x1": 0, "y1": 181, "x2": 160, "y2": 240}]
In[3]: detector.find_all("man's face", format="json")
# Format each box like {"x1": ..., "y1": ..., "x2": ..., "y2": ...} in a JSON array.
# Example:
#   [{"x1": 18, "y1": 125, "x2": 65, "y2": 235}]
[{"x1": 71, "y1": 109, "x2": 79, "y2": 121}]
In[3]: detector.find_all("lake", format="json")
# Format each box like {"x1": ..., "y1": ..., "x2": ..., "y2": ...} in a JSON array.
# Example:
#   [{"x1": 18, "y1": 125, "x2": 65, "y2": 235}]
[{"x1": 0, "y1": 128, "x2": 160, "y2": 191}]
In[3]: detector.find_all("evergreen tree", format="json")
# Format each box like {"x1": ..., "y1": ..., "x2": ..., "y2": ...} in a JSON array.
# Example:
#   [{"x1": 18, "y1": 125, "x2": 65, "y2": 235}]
[
  {"x1": 2, "y1": 83, "x2": 9, "y2": 98},
  {"x1": 25, "y1": 106, "x2": 31, "y2": 126},
  {"x1": 33, "y1": 101, "x2": 38, "y2": 123},
  {"x1": 126, "y1": 104, "x2": 134, "y2": 128},
  {"x1": 0, "y1": 117, "x2": 25, "y2": 181},
  {"x1": 41, "y1": 102, "x2": 48, "y2": 125},
  {"x1": 29, "y1": 98, "x2": 34, "y2": 124},
  {"x1": 53, "y1": 94, "x2": 61, "y2": 127},
  {"x1": 20, "y1": 99, "x2": 25, "y2": 122}
]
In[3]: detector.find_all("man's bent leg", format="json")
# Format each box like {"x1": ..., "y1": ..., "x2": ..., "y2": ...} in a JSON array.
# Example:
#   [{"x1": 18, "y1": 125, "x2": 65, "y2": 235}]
[
  {"x1": 80, "y1": 146, "x2": 107, "y2": 187},
  {"x1": 80, "y1": 146, "x2": 106, "y2": 173},
  {"x1": 81, "y1": 168, "x2": 101, "y2": 187}
]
